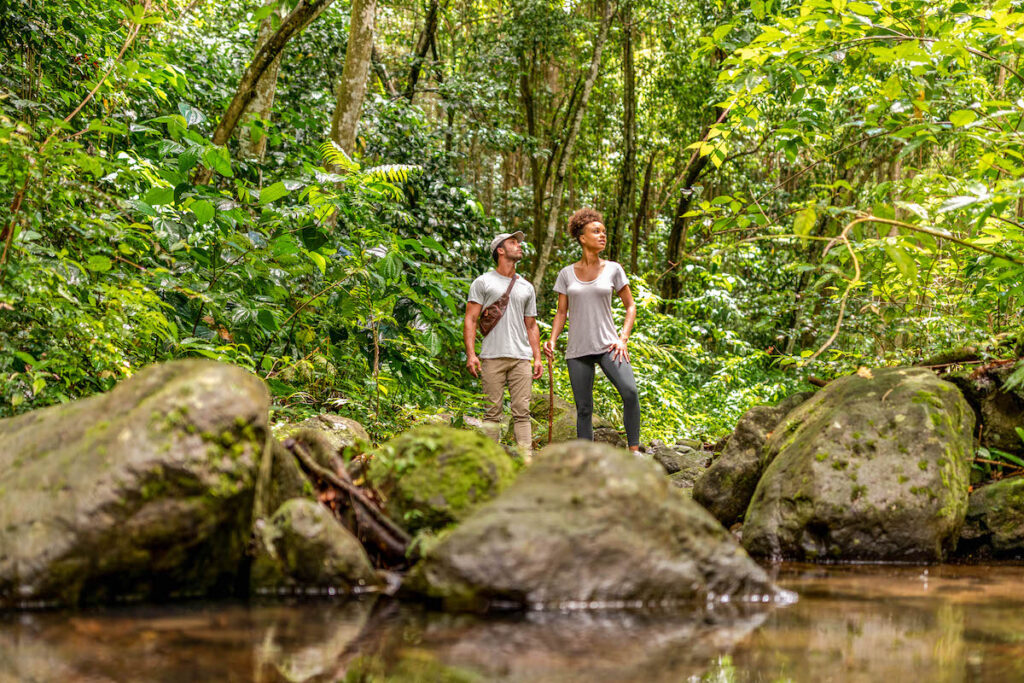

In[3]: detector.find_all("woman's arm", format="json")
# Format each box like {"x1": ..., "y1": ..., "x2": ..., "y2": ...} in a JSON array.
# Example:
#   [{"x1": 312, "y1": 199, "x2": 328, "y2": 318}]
[
  {"x1": 543, "y1": 293, "x2": 569, "y2": 361},
  {"x1": 608, "y1": 284, "x2": 636, "y2": 363}
]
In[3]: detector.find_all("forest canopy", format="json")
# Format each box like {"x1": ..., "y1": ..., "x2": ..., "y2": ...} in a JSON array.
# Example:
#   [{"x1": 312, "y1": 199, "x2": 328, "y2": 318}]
[{"x1": 2, "y1": 0, "x2": 1022, "y2": 441}]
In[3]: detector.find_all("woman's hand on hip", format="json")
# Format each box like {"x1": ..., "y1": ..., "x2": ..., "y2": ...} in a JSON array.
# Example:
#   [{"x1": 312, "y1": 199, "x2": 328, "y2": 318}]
[{"x1": 608, "y1": 338, "x2": 629, "y2": 364}]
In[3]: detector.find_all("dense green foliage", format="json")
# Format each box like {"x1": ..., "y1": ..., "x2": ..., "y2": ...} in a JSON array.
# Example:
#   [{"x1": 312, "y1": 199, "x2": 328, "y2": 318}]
[{"x1": 1, "y1": 0, "x2": 1021, "y2": 442}]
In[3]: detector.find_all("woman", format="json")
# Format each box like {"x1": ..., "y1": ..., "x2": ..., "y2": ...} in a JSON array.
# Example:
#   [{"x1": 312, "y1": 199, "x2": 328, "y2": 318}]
[{"x1": 543, "y1": 208, "x2": 641, "y2": 452}]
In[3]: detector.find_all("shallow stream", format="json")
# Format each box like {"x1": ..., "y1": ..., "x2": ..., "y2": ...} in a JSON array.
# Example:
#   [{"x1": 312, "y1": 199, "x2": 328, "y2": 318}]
[{"x1": 2, "y1": 564, "x2": 1023, "y2": 682}]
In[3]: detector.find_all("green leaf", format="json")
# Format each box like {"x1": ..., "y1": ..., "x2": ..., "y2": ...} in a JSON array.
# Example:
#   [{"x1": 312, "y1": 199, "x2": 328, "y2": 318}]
[
  {"x1": 881, "y1": 73, "x2": 903, "y2": 100},
  {"x1": 793, "y1": 205, "x2": 816, "y2": 242},
  {"x1": 32, "y1": 376, "x2": 46, "y2": 395},
  {"x1": 178, "y1": 147, "x2": 200, "y2": 174},
  {"x1": 1005, "y1": 360, "x2": 1024, "y2": 392},
  {"x1": 203, "y1": 146, "x2": 234, "y2": 178},
  {"x1": 848, "y1": 1, "x2": 877, "y2": 15},
  {"x1": 143, "y1": 186, "x2": 175, "y2": 206},
  {"x1": 257, "y1": 309, "x2": 279, "y2": 331},
  {"x1": 379, "y1": 252, "x2": 403, "y2": 280},
  {"x1": 883, "y1": 245, "x2": 917, "y2": 281},
  {"x1": 14, "y1": 351, "x2": 36, "y2": 366},
  {"x1": 177, "y1": 102, "x2": 206, "y2": 128},
  {"x1": 253, "y1": 1, "x2": 278, "y2": 21},
  {"x1": 949, "y1": 109, "x2": 977, "y2": 127},
  {"x1": 712, "y1": 24, "x2": 733, "y2": 44},
  {"x1": 191, "y1": 199, "x2": 215, "y2": 225},
  {"x1": 307, "y1": 250, "x2": 326, "y2": 274},
  {"x1": 85, "y1": 255, "x2": 112, "y2": 272},
  {"x1": 258, "y1": 181, "x2": 290, "y2": 205},
  {"x1": 751, "y1": 0, "x2": 765, "y2": 19},
  {"x1": 938, "y1": 196, "x2": 978, "y2": 213}
]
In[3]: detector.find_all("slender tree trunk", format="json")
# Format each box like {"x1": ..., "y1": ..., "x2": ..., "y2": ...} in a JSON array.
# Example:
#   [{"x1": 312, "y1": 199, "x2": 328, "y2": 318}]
[
  {"x1": 630, "y1": 150, "x2": 655, "y2": 273},
  {"x1": 531, "y1": 0, "x2": 613, "y2": 288},
  {"x1": 661, "y1": 153, "x2": 710, "y2": 300},
  {"x1": 372, "y1": 45, "x2": 398, "y2": 97},
  {"x1": 404, "y1": 0, "x2": 440, "y2": 101},
  {"x1": 518, "y1": 49, "x2": 545, "y2": 247},
  {"x1": 330, "y1": 0, "x2": 378, "y2": 156},
  {"x1": 210, "y1": 0, "x2": 335, "y2": 147},
  {"x1": 608, "y1": 0, "x2": 635, "y2": 262},
  {"x1": 238, "y1": 6, "x2": 284, "y2": 161}
]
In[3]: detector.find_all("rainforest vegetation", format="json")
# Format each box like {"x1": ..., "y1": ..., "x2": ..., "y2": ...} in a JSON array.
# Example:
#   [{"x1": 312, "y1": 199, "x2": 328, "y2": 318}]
[{"x1": 2, "y1": 0, "x2": 1023, "y2": 443}]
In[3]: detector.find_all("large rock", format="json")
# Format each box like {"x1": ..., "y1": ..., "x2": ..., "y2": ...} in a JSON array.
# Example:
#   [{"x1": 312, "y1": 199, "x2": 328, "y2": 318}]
[
  {"x1": 530, "y1": 391, "x2": 613, "y2": 444},
  {"x1": 405, "y1": 441, "x2": 785, "y2": 611},
  {"x1": 367, "y1": 425, "x2": 517, "y2": 534},
  {"x1": 743, "y1": 367, "x2": 974, "y2": 562},
  {"x1": 957, "y1": 478, "x2": 1024, "y2": 559},
  {"x1": 947, "y1": 364, "x2": 1024, "y2": 455},
  {"x1": 255, "y1": 440, "x2": 315, "y2": 519},
  {"x1": 0, "y1": 360, "x2": 268, "y2": 608},
  {"x1": 250, "y1": 498, "x2": 379, "y2": 592},
  {"x1": 272, "y1": 413, "x2": 369, "y2": 464},
  {"x1": 692, "y1": 392, "x2": 814, "y2": 526}
]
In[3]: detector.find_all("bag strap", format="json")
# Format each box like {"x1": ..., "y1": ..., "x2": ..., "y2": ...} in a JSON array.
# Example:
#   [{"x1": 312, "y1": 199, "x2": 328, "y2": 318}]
[{"x1": 500, "y1": 273, "x2": 518, "y2": 299}]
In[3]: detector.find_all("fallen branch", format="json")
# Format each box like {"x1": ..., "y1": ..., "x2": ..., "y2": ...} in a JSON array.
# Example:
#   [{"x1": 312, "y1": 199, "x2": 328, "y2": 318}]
[
  {"x1": 973, "y1": 457, "x2": 1024, "y2": 473},
  {"x1": 284, "y1": 437, "x2": 412, "y2": 554}
]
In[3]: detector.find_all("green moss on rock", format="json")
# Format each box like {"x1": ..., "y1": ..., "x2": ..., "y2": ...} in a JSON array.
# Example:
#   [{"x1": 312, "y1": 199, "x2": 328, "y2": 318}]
[{"x1": 367, "y1": 425, "x2": 517, "y2": 534}]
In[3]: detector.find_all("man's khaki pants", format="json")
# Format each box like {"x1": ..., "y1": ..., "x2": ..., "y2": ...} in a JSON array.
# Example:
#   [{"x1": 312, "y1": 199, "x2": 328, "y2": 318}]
[{"x1": 480, "y1": 357, "x2": 533, "y2": 452}]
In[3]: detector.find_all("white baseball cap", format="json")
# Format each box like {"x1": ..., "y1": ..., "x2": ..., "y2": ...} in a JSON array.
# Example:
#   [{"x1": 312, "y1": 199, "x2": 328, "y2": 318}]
[{"x1": 489, "y1": 231, "x2": 527, "y2": 253}]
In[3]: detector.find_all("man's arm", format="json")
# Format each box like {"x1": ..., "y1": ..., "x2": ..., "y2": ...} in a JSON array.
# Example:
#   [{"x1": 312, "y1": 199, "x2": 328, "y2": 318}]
[
  {"x1": 464, "y1": 301, "x2": 482, "y2": 377},
  {"x1": 525, "y1": 316, "x2": 543, "y2": 379}
]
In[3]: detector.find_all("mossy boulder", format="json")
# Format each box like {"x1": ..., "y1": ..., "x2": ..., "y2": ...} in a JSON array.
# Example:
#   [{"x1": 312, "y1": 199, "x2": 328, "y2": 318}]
[
  {"x1": 0, "y1": 360, "x2": 269, "y2": 608},
  {"x1": 649, "y1": 441, "x2": 711, "y2": 475},
  {"x1": 947, "y1": 364, "x2": 1024, "y2": 455},
  {"x1": 956, "y1": 478, "x2": 1024, "y2": 559},
  {"x1": 529, "y1": 391, "x2": 613, "y2": 444},
  {"x1": 254, "y1": 440, "x2": 315, "y2": 521},
  {"x1": 404, "y1": 441, "x2": 785, "y2": 611},
  {"x1": 692, "y1": 392, "x2": 814, "y2": 526},
  {"x1": 367, "y1": 426, "x2": 517, "y2": 534},
  {"x1": 250, "y1": 499, "x2": 379, "y2": 592},
  {"x1": 743, "y1": 367, "x2": 975, "y2": 562},
  {"x1": 272, "y1": 413, "x2": 370, "y2": 462}
]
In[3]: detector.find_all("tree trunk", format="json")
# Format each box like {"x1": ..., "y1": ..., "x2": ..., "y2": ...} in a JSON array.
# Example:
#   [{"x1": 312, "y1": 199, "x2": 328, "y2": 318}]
[
  {"x1": 630, "y1": 150, "x2": 655, "y2": 273},
  {"x1": 238, "y1": 6, "x2": 284, "y2": 161},
  {"x1": 518, "y1": 48, "x2": 546, "y2": 247},
  {"x1": 530, "y1": 0, "x2": 613, "y2": 288},
  {"x1": 404, "y1": 0, "x2": 440, "y2": 101},
  {"x1": 209, "y1": 0, "x2": 335, "y2": 147},
  {"x1": 608, "y1": 1, "x2": 635, "y2": 262},
  {"x1": 372, "y1": 45, "x2": 398, "y2": 97},
  {"x1": 660, "y1": 153, "x2": 710, "y2": 300},
  {"x1": 330, "y1": 0, "x2": 377, "y2": 156}
]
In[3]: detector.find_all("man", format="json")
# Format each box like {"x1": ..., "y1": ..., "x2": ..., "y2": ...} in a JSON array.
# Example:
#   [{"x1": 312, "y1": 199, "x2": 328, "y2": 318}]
[{"x1": 464, "y1": 231, "x2": 543, "y2": 458}]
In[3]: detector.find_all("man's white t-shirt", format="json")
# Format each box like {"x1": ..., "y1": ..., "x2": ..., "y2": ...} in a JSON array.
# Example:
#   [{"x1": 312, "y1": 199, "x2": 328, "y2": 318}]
[
  {"x1": 468, "y1": 270, "x2": 537, "y2": 360},
  {"x1": 553, "y1": 261, "x2": 629, "y2": 359}
]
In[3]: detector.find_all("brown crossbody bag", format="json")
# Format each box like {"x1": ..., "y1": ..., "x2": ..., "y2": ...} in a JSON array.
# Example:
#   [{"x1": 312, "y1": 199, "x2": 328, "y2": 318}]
[{"x1": 477, "y1": 274, "x2": 517, "y2": 337}]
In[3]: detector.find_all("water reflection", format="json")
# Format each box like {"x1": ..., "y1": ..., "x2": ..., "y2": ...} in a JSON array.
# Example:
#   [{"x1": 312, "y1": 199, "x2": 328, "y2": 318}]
[{"x1": 1, "y1": 564, "x2": 1023, "y2": 682}]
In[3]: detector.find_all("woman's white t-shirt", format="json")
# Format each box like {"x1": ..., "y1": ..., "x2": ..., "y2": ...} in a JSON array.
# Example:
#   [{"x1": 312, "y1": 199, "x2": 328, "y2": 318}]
[{"x1": 553, "y1": 260, "x2": 629, "y2": 359}]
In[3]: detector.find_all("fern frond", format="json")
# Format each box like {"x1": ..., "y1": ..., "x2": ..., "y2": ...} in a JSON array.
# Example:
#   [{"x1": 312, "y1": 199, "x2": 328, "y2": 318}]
[
  {"x1": 365, "y1": 180, "x2": 404, "y2": 202},
  {"x1": 363, "y1": 164, "x2": 421, "y2": 183},
  {"x1": 318, "y1": 140, "x2": 360, "y2": 172}
]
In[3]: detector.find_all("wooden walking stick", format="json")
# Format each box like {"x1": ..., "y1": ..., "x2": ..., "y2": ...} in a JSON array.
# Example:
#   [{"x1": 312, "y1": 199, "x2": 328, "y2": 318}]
[{"x1": 547, "y1": 354, "x2": 554, "y2": 444}]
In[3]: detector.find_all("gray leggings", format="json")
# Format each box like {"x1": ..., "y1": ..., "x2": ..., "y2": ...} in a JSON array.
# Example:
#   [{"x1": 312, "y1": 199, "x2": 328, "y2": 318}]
[{"x1": 567, "y1": 352, "x2": 641, "y2": 447}]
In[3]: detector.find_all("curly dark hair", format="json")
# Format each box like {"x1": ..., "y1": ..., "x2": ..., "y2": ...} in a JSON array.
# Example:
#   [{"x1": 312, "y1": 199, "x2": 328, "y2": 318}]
[{"x1": 568, "y1": 208, "x2": 603, "y2": 245}]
